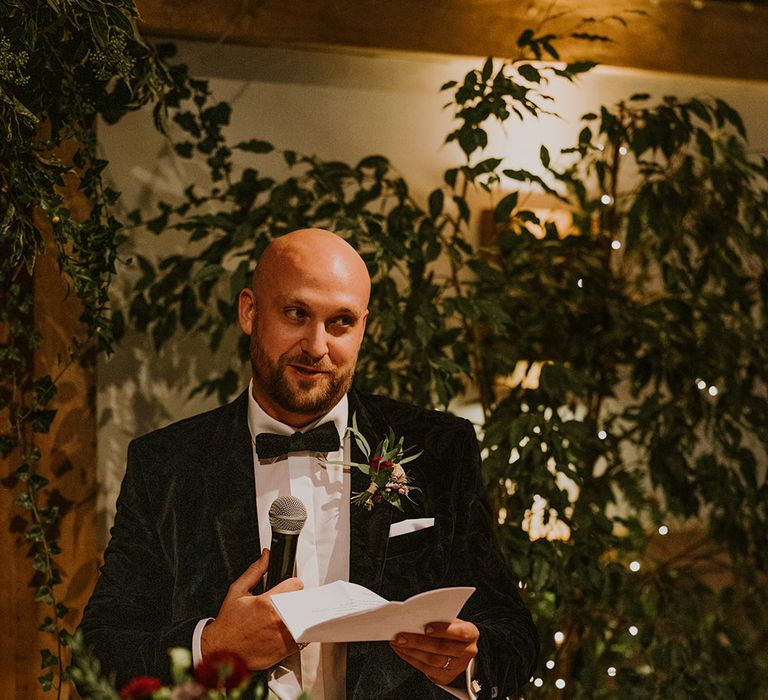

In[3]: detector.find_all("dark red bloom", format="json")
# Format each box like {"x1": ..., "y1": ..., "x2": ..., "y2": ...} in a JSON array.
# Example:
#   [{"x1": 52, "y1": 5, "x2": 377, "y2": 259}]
[
  {"x1": 194, "y1": 650, "x2": 249, "y2": 691},
  {"x1": 119, "y1": 676, "x2": 163, "y2": 700},
  {"x1": 369, "y1": 456, "x2": 394, "y2": 473}
]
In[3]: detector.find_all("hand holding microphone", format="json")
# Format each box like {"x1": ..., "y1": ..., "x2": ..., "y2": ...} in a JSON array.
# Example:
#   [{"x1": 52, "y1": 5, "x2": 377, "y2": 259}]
[{"x1": 202, "y1": 496, "x2": 307, "y2": 668}]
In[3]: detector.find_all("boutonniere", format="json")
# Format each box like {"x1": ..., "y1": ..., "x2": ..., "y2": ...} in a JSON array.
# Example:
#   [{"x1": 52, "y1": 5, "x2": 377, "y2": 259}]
[{"x1": 323, "y1": 413, "x2": 422, "y2": 511}]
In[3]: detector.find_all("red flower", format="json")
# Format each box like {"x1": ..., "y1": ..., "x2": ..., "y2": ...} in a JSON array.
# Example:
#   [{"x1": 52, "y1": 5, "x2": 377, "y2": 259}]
[
  {"x1": 194, "y1": 650, "x2": 249, "y2": 691},
  {"x1": 119, "y1": 676, "x2": 163, "y2": 700},
  {"x1": 369, "y1": 456, "x2": 394, "y2": 473}
]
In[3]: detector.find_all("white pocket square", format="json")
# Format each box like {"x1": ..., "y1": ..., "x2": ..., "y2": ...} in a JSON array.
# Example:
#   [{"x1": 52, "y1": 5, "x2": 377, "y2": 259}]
[{"x1": 388, "y1": 517, "x2": 435, "y2": 538}]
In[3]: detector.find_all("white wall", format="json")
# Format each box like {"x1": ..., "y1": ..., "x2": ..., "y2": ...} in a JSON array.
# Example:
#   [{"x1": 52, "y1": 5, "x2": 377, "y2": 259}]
[{"x1": 96, "y1": 39, "x2": 768, "y2": 536}]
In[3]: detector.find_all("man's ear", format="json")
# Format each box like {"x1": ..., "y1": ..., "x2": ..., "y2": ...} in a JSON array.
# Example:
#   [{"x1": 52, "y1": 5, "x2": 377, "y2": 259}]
[{"x1": 238, "y1": 288, "x2": 256, "y2": 335}]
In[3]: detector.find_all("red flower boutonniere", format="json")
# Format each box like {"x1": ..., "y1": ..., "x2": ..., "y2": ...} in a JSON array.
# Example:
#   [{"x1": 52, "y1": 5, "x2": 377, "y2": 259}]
[{"x1": 325, "y1": 413, "x2": 422, "y2": 511}]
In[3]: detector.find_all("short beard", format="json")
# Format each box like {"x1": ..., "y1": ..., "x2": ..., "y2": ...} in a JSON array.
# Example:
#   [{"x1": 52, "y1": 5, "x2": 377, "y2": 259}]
[{"x1": 250, "y1": 332, "x2": 354, "y2": 417}]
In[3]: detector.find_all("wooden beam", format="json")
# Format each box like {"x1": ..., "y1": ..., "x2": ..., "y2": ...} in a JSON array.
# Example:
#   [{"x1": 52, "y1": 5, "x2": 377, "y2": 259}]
[{"x1": 135, "y1": 0, "x2": 768, "y2": 82}]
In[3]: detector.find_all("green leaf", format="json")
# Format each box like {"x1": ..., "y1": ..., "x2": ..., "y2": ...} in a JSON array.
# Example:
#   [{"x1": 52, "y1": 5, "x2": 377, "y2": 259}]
[
  {"x1": 194, "y1": 263, "x2": 224, "y2": 283},
  {"x1": 236, "y1": 139, "x2": 274, "y2": 154},
  {"x1": 31, "y1": 409, "x2": 57, "y2": 434},
  {"x1": 518, "y1": 64, "x2": 541, "y2": 83},
  {"x1": 481, "y1": 57, "x2": 494, "y2": 82},
  {"x1": 33, "y1": 375, "x2": 56, "y2": 406},
  {"x1": 565, "y1": 61, "x2": 597, "y2": 75},
  {"x1": 428, "y1": 189, "x2": 444, "y2": 219},
  {"x1": 494, "y1": 192, "x2": 519, "y2": 222},
  {"x1": 540, "y1": 145, "x2": 551, "y2": 168},
  {"x1": 37, "y1": 672, "x2": 54, "y2": 692},
  {"x1": 40, "y1": 648, "x2": 58, "y2": 669}
]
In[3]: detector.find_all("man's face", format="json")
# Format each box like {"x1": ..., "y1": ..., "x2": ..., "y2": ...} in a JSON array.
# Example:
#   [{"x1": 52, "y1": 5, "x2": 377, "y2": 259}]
[{"x1": 239, "y1": 264, "x2": 368, "y2": 428}]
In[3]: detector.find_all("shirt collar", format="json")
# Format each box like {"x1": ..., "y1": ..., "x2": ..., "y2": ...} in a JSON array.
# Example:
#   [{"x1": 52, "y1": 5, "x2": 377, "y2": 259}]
[{"x1": 246, "y1": 378, "x2": 348, "y2": 446}]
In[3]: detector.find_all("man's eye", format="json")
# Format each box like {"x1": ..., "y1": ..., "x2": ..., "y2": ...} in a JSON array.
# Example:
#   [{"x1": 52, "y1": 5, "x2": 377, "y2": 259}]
[
  {"x1": 286, "y1": 308, "x2": 308, "y2": 320},
  {"x1": 335, "y1": 316, "x2": 354, "y2": 327}
]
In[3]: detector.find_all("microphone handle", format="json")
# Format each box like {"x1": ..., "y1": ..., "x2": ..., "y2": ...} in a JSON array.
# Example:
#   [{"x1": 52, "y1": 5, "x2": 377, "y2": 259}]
[{"x1": 265, "y1": 531, "x2": 299, "y2": 590}]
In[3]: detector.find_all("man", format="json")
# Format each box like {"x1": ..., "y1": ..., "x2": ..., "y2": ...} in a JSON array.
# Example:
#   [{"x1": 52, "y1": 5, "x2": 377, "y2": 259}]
[{"x1": 81, "y1": 229, "x2": 538, "y2": 699}]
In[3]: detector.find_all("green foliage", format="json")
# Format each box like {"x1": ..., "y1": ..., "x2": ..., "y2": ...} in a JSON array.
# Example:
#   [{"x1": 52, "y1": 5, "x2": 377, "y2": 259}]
[
  {"x1": 1, "y1": 1, "x2": 179, "y2": 696},
  {"x1": 4, "y1": 2, "x2": 767, "y2": 697},
  {"x1": 126, "y1": 17, "x2": 768, "y2": 699}
]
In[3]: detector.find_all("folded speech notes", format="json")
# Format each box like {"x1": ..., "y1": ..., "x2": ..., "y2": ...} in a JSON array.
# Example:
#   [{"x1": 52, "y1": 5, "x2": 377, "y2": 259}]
[{"x1": 270, "y1": 580, "x2": 475, "y2": 643}]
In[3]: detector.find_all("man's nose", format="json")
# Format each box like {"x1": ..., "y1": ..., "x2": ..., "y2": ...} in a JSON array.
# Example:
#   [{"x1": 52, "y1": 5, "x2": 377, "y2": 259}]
[{"x1": 300, "y1": 323, "x2": 329, "y2": 360}]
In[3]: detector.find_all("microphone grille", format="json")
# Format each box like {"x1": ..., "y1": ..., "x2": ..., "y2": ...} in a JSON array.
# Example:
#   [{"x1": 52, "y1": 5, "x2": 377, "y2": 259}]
[{"x1": 268, "y1": 496, "x2": 307, "y2": 534}]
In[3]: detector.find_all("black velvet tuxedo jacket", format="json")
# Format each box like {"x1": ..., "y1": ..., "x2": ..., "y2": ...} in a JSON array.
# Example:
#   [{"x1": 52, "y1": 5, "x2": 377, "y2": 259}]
[{"x1": 81, "y1": 389, "x2": 538, "y2": 699}]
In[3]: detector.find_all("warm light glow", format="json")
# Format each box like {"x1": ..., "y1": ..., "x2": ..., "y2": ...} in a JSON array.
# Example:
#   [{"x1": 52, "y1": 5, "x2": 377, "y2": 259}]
[
  {"x1": 555, "y1": 679, "x2": 566, "y2": 689},
  {"x1": 618, "y1": 146, "x2": 628, "y2": 156},
  {"x1": 611, "y1": 240, "x2": 622, "y2": 250},
  {"x1": 629, "y1": 626, "x2": 639, "y2": 636},
  {"x1": 601, "y1": 194, "x2": 612, "y2": 205},
  {"x1": 546, "y1": 659, "x2": 555, "y2": 670},
  {"x1": 501, "y1": 359, "x2": 551, "y2": 391},
  {"x1": 598, "y1": 430, "x2": 607, "y2": 440},
  {"x1": 534, "y1": 678, "x2": 544, "y2": 687},
  {"x1": 696, "y1": 379, "x2": 707, "y2": 390},
  {"x1": 658, "y1": 525, "x2": 669, "y2": 536},
  {"x1": 554, "y1": 631, "x2": 565, "y2": 644},
  {"x1": 607, "y1": 666, "x2": 617, "y2": 677},
  {"x1": 577, "y1": 278, "x2": 583, "y2": 288},
  {"x1": 708, "y1": 385, "x2": 719, "y2": 396},
  {"x1": 522, "y1": 496, "x2": 572, "y2": 541},
  {"x1": 629, "y1": 560, "x2": 641, "y2": 572}
]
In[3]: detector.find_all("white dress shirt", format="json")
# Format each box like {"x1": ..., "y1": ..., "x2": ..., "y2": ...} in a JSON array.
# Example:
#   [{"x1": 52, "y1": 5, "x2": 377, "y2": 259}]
[{"x1": 193, "y1": 382, "x2": 350, "y2": 700}]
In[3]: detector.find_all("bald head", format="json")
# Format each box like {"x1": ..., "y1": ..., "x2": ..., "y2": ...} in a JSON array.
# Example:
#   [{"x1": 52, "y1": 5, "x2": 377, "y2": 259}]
[
  {"x1": 238, "y1": 228, "x2": 370, "y2": 426},
  {"x1": 252, "y1": 229, "x2": 371, "y2": 307}
]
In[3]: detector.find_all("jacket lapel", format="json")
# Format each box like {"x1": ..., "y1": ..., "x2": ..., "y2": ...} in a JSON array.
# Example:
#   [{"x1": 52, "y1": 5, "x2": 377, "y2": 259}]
[
  {"x1": 347, "y1": 390, "x2": 392, "y2": 595},
  {"x1": 201, "y1": 391, "x2": 261, "y2": 584}
]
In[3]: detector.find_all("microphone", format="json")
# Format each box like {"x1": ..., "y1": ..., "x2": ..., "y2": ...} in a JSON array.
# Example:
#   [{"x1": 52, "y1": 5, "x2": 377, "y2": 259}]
[{"x1": 265, "y1": 496, "x2": 307, "y2": 591}]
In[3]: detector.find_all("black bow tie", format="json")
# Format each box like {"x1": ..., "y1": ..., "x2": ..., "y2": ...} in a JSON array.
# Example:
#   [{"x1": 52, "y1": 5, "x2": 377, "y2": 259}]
[{"x1": 254, "y1": 421, "x2": 341, "y2": 459}]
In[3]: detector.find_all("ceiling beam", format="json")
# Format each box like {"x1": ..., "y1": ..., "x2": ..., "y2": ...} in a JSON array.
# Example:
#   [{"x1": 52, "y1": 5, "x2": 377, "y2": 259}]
[{"x1": 135, "y1": 0, "x2": 768, "y2": 82}]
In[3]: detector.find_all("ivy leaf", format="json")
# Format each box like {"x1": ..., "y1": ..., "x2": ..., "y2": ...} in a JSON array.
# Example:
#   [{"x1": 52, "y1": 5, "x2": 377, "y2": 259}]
[
  {"x1": 37, "y1": 672, "x2": 54, "y2": 692},
  {"x1": 31, "y1": 409, "x2": 57, "y2": 434},
  {"x1": 40, "y1": 649, "x2": 58, "y2": 669}
]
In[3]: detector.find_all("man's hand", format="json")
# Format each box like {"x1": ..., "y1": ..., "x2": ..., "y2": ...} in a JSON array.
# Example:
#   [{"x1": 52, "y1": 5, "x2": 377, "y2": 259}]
[
  {"x1": 389, "y1": 618, "x2": 479, "y2": 686},
  {"x1": 201, "y1": 549, "x2": 303, "y2": 669}
]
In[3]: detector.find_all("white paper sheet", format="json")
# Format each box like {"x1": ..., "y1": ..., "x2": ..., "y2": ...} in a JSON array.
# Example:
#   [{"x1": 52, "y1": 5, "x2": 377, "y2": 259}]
[{"x1": 270, "y1": 580, "x2": 475, "y2": 643}]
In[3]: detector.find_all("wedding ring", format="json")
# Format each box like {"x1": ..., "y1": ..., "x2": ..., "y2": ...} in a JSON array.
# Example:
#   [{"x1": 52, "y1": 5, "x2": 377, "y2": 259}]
[{"x1": 441, "y1": 656, "x2": 451, "y2": 670}]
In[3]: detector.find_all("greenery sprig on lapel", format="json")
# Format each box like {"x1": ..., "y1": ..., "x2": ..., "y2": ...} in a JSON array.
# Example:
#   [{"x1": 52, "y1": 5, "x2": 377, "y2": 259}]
[{"x1": 324, "y1": 413, "x2": 422, "y2": 511}]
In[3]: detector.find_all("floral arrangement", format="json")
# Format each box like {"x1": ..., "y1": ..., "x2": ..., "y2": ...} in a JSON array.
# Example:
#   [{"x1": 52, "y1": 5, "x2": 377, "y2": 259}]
[
  {"x1": 70, "y1": 636, "x2": 262, "y2": 700},
  {"x1": 117, "y1": 649, "x2": 253, "y2": 700},
  {"x1": 325, "y1": 413, "x2": 422, "y2": 511}
]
